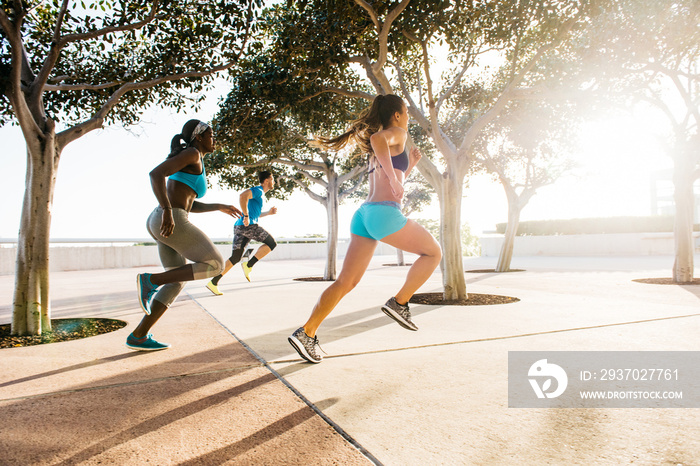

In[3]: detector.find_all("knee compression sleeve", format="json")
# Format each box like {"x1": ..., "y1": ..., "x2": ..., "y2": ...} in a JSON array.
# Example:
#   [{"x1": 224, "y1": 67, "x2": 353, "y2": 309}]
[
  {"x1": 263, "y1": 235, "x2": 277, "y2": 251},
  {"x1": 227, "y1": 248, "x2": 244, "y2": 265}
]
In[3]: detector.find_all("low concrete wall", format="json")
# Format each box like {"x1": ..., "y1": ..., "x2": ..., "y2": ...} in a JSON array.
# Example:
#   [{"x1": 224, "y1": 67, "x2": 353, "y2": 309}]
[
  {"x1": 0, "y1": 240, "x2": 399, "y2": 275},
  {"x1": 479, "y1": 232, "x2": 700, "y2": 257}
]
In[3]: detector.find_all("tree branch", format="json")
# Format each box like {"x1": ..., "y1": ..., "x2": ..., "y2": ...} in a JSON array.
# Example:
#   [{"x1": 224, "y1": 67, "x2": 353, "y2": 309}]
[
  {"x1": 655, "y1": 64, "x2": 700, "y2": 127},
  {"x1": 458, "y1": 20, "x2": 575, "y2": 156},
  {"x1": 56, "y1": 60, "x2": 240, "y2": 149},
  {"x1": 59, "y1": 1, "x2": 160, "y2": 45},
  {"x1": 353, "y1": 0, "x2": 381, "y2": 32},
  {"x1": 339, "y1": 168, "x2": 367, "y2": 202},
  {"x1": 44, "y1": 81, "x2": 122, "y2": 91},
  {"x1": 273, "y1": 157, "x2": 328, "y2": 174},
  {"x1": 390, "y1": 59, "x2": 431, "y2": 130},
  {"x1": 286, "y1": 176, "x2": 326, "y2": 204},
  {"x1": 321, "y1": 87, "x2": 374, "y2": 101},
  {"x1": 337, "y1": 163, "x2": 366, "y2": 185},
  {"x1": 0, "y1": 7, "x2": 43, "y2": 136},
  {"x1": 436, "y1": 53, "x2": 473, "y2": 113},
  {"x1": 374, "y1": 0, "x2": 410, "y2": 72},
  {"x1": 420, "y1": 37, "x2": 458, "y2": 165},
  {"x1": 53, "y1": 0, "x2": 70, "y2": 43}
]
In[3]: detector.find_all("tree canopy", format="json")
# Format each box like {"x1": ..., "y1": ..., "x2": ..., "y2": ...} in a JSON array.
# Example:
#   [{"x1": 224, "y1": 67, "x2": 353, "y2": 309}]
[{"x1": 0, "y1": 0, "x2": 260, "y2": 130}]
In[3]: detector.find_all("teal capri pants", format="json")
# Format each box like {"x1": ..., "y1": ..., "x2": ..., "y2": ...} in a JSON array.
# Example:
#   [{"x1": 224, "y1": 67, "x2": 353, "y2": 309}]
[{"x1": 350, "y1": 201, "x2": 408, "y2": 240}]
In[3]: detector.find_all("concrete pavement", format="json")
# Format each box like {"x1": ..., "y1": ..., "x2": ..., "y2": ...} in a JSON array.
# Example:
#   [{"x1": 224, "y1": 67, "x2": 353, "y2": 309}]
[{"x1": 1, "y1": 255, "x2": 700, "y2": 464}]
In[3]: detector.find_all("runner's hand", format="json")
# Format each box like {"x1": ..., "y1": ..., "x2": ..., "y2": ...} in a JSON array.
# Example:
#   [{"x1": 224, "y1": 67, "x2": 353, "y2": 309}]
[
  {"x1": 243, "y1": 216, "x2": 250, "y2": 226},
  {"x1": 269, "y1": 206, "x2": 278, "y2": 215},
  {"x1": 220, "y1": 204, "x2": 241, "y2": 218},
  {"x1": 161, "y1": 209, "x2": 175, "y2": 237},
  {"x1": 389, "y1": 178, "x2": 404, "y2": 200},
  {"x1": 409, "y1": 147, "x2": 421, "y2": 165}
]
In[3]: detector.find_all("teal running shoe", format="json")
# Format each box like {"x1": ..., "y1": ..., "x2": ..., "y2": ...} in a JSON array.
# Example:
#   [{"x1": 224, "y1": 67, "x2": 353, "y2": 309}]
[
  {"x1": 136, "y1": 273, "x2": 158, "y2": 315},
  {"x1": 125, "y1": 333, "x2": 171, "y2": 351}
]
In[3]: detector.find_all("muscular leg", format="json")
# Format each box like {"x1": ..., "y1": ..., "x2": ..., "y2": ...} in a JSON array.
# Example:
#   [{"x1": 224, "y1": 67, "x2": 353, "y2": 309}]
[
  {"x1": 380, "y1": 219, "x2": 442, "y2": 305},
  {"x1": 211, "y1": 233, "x2": 250, "y2": 285},
  {"x1": 134, "y1": 245, "x2": 188, "y2": 338},
  {"x1": 149, "y1": 265, "x2": 194, "y2": 286},
  {"x1": 303, "y1": 234, "x2": 377, "y2": 337},
  {"x1": 247, "y1": 235, "x2": 277, "y2": 267},
  {"x1": 132, "y1": 300, "x2": 168, "y2": 338},
  {"x1": 211, "y1": 245, "x2": 246, "y2": 285},
  {"x1": 251, "y1": 244, "x2": 271, "y2": 261}
]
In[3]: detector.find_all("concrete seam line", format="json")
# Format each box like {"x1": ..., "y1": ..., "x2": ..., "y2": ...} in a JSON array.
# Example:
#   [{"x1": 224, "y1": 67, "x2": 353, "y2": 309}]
[
  {"x1": 263, "y1": 311, "x2": 700, "y2": 362},
  {"x1": 0, "y1": 364, "x2": 262, "y2": 403},
  {"x1": 185, "y1": 291, "x2": 383, "y2": 466}
]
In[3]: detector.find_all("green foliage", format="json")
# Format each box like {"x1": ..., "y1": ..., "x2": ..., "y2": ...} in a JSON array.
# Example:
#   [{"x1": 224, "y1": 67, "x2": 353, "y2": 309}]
[
  {"x1": 0, "y1": 0, "x2": 262, "y2": 127},
  {"x1": 495, "y1": 216, "x2": 700, "y2": 236},
  {"x1": 207, "y1": 2, "x2": 374, "y2": 199}
]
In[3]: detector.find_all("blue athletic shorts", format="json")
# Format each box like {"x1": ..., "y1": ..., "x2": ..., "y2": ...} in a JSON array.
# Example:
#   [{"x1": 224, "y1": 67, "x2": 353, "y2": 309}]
[{"x1": 350, "y1": 201, "x2": 408, "y2": 240}]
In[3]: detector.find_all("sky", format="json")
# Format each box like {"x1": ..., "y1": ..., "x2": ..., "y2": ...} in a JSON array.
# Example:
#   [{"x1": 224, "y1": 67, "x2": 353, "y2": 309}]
[{"x1": 0, "y1": 82, "x2": 674, "y2": 244}]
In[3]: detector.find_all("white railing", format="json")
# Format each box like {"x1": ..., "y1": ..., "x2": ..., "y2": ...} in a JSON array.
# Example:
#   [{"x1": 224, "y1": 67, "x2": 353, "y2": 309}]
[{"x1": 0, "y1": 238, "x2": 398, "y2": 275}]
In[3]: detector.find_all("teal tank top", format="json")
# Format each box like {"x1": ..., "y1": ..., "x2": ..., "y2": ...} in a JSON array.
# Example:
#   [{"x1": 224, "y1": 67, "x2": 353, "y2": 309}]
[{"x1": 169, "y1": 163, "x2": 207, "y2": 198}]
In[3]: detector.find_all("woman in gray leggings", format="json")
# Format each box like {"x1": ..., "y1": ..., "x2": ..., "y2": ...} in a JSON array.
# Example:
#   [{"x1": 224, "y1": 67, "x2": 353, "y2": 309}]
[{"x1": 129, "y1": 119, "x2": 241, "y2": 351}]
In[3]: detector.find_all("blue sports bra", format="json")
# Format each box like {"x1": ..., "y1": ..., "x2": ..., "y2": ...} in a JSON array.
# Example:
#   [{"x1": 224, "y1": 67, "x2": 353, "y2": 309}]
[
  {"x1": 368, "y1": 149, "x2": 409, "y2": 174},
  {"x1": 169, "y1": 162, "x2": 207, "y2": 198}
]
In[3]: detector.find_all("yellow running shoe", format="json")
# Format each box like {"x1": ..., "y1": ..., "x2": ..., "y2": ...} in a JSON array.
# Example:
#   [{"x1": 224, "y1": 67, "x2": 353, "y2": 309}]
[
  {"x1": 206, "y1": 281, "x2": 223, "y2": 296},
  {"x1": 241, "y1": 261, "x2": 252, "y2": 282}
]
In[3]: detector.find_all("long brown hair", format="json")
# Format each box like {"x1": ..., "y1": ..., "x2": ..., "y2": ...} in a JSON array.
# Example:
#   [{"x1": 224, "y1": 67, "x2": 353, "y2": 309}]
[{"x1": 315, "y1": 94, "x2": 405, "y2": 154}]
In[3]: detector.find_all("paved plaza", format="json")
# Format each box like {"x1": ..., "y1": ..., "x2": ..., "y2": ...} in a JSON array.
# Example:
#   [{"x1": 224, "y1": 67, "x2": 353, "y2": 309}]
[{"x1": 1, "y1": 255, "x2": 699, "y2": 465}]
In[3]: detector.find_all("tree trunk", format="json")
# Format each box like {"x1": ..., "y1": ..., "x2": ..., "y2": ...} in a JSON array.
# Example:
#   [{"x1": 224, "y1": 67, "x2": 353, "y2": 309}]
[
  {"x1": 396, "y1": 248, "x2": 405, "y2": 266},
  {"x1": 496, "y1": 202, "x2": 522, "y2": 273},
  {"x1": 672, "y1": 159, "x2": 695, "y2": 283},
  {"x1": 440, "y1": 172, "x2": 467, "y2": 300},
  {"x1": 324, "y1": 174, "x2": 339, "y2": 281},
  {"x1": 13, "y1": 132, "x2": 58, "y2": 335}
]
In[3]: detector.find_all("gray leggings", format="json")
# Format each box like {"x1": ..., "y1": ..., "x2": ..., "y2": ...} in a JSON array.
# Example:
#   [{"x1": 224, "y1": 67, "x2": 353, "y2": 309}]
[{"x1": 147, "y1": 207, "x2": 224, "y2": 307}]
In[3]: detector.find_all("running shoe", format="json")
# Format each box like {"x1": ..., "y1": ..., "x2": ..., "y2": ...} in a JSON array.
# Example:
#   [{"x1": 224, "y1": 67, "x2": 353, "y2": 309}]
[
  {"x1": 381, "y1": 297, "x2": 418, "y2": 331},
  {"x1": 125, "y1": 333, "x2": 171, "y2": 351},
  {"x1": 288, "y1": 327, "x2": 323, "y2": 363},
  {"x1": 206, "y1": 281, "x2": 223, "y2": 296},
  {"x1": 241, "y1": 261, "x2": 252, "y2": 282},
  {"x1": 136, "y1": 273, "x2": 158, "y2": 315}
]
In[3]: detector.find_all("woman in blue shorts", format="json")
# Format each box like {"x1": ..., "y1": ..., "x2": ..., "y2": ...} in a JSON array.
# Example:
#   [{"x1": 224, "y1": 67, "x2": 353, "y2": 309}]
[{"x1": 288, "y1": 94, "x2": 442, "y2": 363}]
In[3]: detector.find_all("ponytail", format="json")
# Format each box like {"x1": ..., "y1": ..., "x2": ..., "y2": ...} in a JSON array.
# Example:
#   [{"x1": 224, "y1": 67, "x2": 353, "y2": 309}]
[
  {"x1": 167, "y1": 119, "x2": 209, "y2": 158},
  {"x1": 169, "y1": 133, "x2": 187, "y2": 158}
]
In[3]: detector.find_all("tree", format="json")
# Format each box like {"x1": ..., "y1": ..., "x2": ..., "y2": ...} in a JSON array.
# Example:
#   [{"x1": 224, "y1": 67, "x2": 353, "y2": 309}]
[
  {"x1": 578, "y1": 0, "x2": 699, "y2": 283},
  {"x1": 476, "y1": 100, "x2": 577, "y2": 272},
  {"x1": 209, "y1": 60, "x2": 368, "y2": 280},
  {"x1": 220, "y1": 0, "x2": 594, "y2": 299},
  {"x1": 1, "y1": 0, "x2": 259, "y2": 335}
]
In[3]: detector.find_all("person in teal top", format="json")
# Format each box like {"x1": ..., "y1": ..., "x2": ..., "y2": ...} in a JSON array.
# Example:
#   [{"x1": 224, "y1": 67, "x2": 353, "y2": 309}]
[
  {"x1": 168, "y1": 163, "x2": 207, "y2": 198},
  {"x1": 206, "y1": 171, "x2": 278, "y2": 294},
  {"x1": 131, "y1": 119, "x2": 241, "y2": 351}
]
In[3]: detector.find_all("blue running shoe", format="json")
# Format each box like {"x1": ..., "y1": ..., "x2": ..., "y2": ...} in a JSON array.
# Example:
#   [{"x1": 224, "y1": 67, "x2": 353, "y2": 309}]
[
  {"x1": 136, "y1": 273, "x2": 158, "y2": 315},
  {"x1": 125, "y1": 333, "x2": 171, "y2": 351}
]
